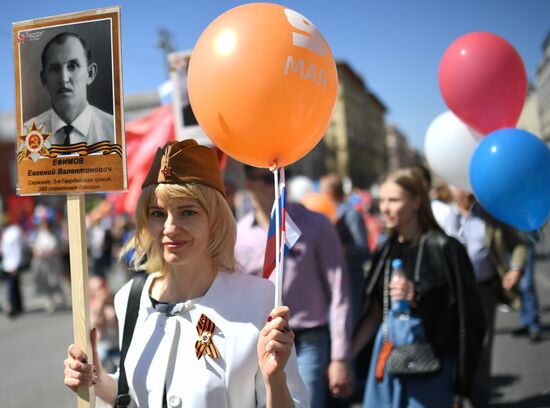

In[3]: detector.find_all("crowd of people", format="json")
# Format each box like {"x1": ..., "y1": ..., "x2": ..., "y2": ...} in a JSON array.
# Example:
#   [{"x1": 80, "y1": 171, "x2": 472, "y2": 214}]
[
  {"x1": 0, "y1": 202, "x2": 133, "y2": 317},
  {"x1": 0, "y1": 151, "x2": 545, "y2": 407}
]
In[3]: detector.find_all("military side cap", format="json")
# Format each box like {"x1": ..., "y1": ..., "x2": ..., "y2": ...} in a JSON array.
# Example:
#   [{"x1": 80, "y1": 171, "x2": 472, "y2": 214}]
[{"x1": 142, "y1": 139, "x2": 225, "y2": 197}]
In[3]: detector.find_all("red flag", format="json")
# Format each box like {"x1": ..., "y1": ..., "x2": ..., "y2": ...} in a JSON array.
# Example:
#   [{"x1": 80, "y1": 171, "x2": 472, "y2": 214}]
[{"x1": 110, "y1": 105, "x2": 176, "y2": 215}]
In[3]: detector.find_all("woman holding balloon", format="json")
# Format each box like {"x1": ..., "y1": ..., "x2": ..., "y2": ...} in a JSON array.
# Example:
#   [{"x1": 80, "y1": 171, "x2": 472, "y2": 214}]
[
  {"x1": 65, "y1": 2, "x2": 343, "y2": 405},
  {"x1": 63, "y1": 140, "x2": 309, "y2": 407}
]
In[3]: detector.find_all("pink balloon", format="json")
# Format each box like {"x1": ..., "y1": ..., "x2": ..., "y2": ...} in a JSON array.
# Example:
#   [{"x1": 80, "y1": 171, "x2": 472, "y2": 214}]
[{"x1": 439, "y1": 32, "x2": 527, "y2": 135}]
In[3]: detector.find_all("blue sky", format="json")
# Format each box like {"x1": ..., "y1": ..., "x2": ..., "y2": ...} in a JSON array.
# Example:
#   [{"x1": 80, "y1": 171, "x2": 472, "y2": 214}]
[{"x1": 1, "y1": 0, "x2": 549, "y2": 152}]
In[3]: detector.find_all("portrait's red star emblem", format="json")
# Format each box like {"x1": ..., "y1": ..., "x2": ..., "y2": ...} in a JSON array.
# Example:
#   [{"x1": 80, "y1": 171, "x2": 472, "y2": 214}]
[
  {"x1": 161, "y1": 166, "x2": 172, "y2": 177},
  {"x1": 17, "y1": 121, "x2": 51, "y2": 162}
]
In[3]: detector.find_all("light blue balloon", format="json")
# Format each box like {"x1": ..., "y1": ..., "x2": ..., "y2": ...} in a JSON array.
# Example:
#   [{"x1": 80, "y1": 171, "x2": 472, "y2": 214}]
[{"x1": 470, "y1": 128, "x2": 550, "y2": 231}]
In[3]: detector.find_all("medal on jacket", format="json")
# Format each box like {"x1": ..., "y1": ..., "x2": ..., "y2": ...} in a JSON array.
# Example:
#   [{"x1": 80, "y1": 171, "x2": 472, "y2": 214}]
[{"x1": 195, "y1": 314, "x2": 220, "y2": 360}]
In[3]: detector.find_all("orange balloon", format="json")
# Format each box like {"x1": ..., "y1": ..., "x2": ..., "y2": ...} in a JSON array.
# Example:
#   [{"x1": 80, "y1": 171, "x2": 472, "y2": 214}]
[
  {"x1": 188, "y1": 3, "x2": 338, "y2": 168},
  {"x1": 301, "y1": 192, "x2": 337, "y2": 222}
]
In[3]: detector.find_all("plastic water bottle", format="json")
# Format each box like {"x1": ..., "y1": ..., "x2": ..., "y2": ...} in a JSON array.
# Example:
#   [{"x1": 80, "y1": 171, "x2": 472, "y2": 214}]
[{"x1": 391, "y1": 258, "x2": 410, "y2": 319}]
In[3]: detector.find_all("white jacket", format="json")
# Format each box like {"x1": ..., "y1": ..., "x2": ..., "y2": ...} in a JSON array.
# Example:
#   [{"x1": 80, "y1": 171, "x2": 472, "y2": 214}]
[{"x1": 97, "y1": 271, "x2": 309, "y2": 408}]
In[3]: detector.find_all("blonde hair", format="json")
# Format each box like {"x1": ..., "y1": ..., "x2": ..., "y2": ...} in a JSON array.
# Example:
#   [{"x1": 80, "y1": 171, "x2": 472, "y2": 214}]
[
  {"x1": 123, "y1": 183, "x2": 237, "y2": 274},
  {"x1": 382, "y1": 167, "x2": 443, "y2": 235}
]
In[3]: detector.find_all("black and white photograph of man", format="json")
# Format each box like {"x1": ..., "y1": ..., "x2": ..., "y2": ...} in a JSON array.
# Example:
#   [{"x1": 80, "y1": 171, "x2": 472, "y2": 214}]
[{"x1": 21, "y1": 19, "x2": 116, "y2": 149}]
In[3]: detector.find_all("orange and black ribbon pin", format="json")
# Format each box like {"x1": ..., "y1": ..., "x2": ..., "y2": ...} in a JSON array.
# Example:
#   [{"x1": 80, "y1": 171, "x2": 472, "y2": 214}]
[{"x1": 195, "y1": 314, "x2": 220, "y2": 360}]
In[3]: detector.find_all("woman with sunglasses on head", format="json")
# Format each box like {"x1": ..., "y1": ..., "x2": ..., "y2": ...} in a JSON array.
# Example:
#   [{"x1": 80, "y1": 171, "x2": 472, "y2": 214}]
[
  {"x1": 352, "y1": 167, "x2": 486, "y2": 408},
  {"x1": 63, "y1": 140, "x2": 308, "y2": 407}
]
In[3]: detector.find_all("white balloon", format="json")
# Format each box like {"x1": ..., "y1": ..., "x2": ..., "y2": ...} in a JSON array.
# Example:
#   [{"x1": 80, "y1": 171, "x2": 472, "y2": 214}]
[
  {"x1": 288, "y1": 175, "x2": 315, "y2": 203},
  {"x1": 424, "y1": 111, "x2": 482, "y2": 191}
]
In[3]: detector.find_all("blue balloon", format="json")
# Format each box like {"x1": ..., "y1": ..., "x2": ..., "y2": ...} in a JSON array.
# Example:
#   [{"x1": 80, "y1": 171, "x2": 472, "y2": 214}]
[{"x1": 470, "y1": 128, "x2": 550, "y2": 231}]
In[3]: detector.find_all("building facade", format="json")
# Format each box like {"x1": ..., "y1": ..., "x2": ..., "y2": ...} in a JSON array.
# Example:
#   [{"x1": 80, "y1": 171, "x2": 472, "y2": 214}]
[
  {"x1": 385, "y1": 124, "x2": 421, "y2": 171},
  {"x1": 517, "y1": 85, "x2": 541, "y2": 136},
  {"x1": 290, "y1": 61, "x2": 388, "y2": 189}
]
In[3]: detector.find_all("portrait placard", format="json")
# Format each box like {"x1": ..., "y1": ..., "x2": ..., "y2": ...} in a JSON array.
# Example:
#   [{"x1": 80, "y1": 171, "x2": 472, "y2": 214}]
[
  {"x1": 168, "y1": 50, "x2": 213, "y2": 146},
  {"x1": 13, "y1": 7, "x2": 126, "y2": 195}
]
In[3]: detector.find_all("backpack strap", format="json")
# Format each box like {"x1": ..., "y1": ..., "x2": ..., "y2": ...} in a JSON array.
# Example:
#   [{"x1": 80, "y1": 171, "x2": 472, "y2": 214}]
[{"x1": 114, "y1": 272, "x2": 147, "y2": 408}]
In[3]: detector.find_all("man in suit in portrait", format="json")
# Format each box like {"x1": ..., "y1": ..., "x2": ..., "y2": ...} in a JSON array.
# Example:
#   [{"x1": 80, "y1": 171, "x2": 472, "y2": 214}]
[{"x1": 25, "y1": 32, "x2": 115, "y2": 148}]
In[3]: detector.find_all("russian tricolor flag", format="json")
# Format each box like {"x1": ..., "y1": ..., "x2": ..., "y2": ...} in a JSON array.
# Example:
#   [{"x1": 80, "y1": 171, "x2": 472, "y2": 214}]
[{"x1": 262, "y1": 179, "x2": 301, "y2": 279}]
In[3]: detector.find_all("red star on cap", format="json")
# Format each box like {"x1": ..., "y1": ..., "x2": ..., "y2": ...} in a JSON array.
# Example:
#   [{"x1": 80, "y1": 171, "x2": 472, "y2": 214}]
[{"x1": 161, "y1": 166, "x2": 172, "y2": 177}]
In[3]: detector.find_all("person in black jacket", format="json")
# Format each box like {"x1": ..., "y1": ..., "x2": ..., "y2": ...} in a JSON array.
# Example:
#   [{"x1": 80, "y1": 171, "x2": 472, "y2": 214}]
[{"x1": 352, "y1": 167, "x2": 486, "y2": 407}]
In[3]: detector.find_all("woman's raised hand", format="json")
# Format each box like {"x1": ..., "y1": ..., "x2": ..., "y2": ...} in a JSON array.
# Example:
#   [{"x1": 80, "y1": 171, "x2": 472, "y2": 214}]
[{"x1": 257, "y1": 306, "x2": 294, "y2": 379}]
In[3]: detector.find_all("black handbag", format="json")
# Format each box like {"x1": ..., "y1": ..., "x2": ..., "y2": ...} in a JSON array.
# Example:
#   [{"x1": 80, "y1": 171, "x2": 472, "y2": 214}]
[
  {"x1": 381, "y1": 235, "x2": 442, "y2": 378},
  {"x1": 386, "y1": 343, "x2": 441, "y2": 376}
]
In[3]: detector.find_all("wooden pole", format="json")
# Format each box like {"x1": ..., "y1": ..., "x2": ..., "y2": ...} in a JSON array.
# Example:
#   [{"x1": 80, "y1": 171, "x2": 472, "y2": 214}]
[{"x1": 67, "y1": 194, "x2": 94, "y2": 408}]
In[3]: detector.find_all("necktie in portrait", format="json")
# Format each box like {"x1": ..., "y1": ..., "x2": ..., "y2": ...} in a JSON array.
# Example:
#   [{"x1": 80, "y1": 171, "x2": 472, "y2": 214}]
[{"x1": 63, "y1": 125, "x2": 73, "y2": 146}]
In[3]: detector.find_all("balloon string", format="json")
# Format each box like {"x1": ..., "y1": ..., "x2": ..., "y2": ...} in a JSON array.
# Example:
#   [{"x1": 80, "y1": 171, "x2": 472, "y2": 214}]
[
  {"x1": 273, "y1": 167, "x2": 282, "y2": 308},
  {"x1": 278, "y1": 167, "x2": 286, "y2": 307},
  {"x1": 270, "y1": 168, "x2": 283, "y2": 360}
]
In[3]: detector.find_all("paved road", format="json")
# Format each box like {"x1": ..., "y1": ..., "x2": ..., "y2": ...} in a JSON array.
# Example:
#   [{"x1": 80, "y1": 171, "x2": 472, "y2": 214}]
[
  {"x1": 489, "y1": 248, "x2": 550, "y2": 408},
  {"x1": 0, "y1": 303, "x2": 75, "y2": 407},
  {"x1": 1, "y1": 249, "x2": 550, "y2": 407}
]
